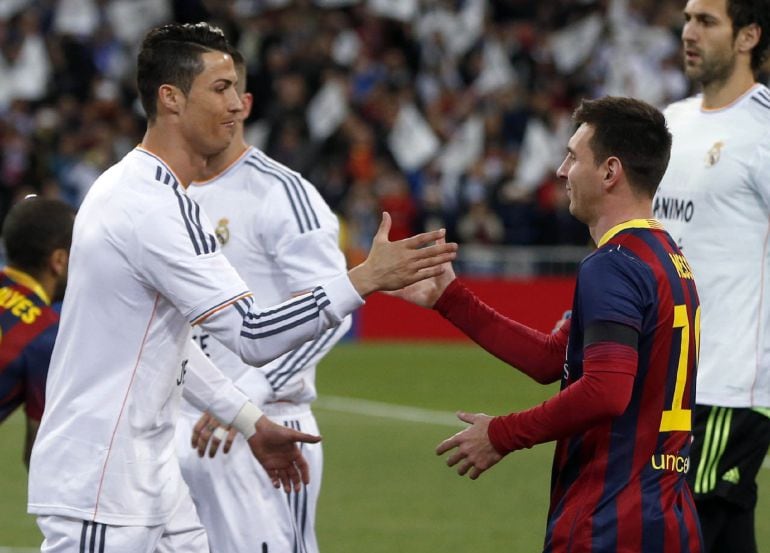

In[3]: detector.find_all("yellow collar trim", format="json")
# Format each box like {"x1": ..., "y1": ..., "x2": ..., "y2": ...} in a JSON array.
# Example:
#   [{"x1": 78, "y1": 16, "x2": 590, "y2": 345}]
[
  {"x1": 597, "y1": 219, "x2": 664, "y2": 248},
  {"x1": 2, "y1": 266, "x2": 51, "y2": 305}
]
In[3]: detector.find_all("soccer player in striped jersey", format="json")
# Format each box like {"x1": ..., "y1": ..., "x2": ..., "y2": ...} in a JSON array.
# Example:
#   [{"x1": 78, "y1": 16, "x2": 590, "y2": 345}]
[
  {"x1": 652, "y1": 1, "x2": 770, "y2": 551},
  {"x1": 396, "y1": 96, "x2": 703, "y2": 553},
  {"x1": 0, "y1": 197, "x2": 73, "y2": 468},
  {"x1": 175, "y1": 50, "x2": 350, "y2": 553},
  {"x1": 27, "y1": 23, "x2": 456, "y2": 553}
]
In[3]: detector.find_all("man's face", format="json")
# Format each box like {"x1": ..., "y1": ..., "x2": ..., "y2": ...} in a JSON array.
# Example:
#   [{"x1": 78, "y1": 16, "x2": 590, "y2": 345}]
[
  {"x1": 179, "y1": 51, "x2": 243, "y2": 157},
  {"x1": 556, "y1": 123, "x2": 603, "y2": 225},
  {"x1": 681, "y1": 0, "x2": 738, "y2": 86}
]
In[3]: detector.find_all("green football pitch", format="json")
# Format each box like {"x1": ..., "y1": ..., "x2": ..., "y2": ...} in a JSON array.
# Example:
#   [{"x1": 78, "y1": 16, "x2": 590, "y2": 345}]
[{"x1": 1, "y1": 342, "x2": 768, "y2": 552}]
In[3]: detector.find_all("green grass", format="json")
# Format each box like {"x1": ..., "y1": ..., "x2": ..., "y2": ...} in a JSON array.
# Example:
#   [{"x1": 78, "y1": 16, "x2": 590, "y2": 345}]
[{"x1": 1, "y1": 342, "x2": 768, "y2": 551}]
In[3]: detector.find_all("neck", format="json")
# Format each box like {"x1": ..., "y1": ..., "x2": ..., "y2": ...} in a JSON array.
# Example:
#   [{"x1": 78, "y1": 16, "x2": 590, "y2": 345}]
[
  {"x1": 201, "y1": 132, "x2": 248, "y2": 181},
  {"x1": 589, "y1": 202, "x2": 653, "y2": 246},
  {"x1": 140, "y1": 124, "x2": 207, "y2": 188},
  {"x1": 700, "y1": 64, "x2": 756, "y2": 109},
  {"x1": 6, "y1": 265, "x2": 55, "y2": 304}
]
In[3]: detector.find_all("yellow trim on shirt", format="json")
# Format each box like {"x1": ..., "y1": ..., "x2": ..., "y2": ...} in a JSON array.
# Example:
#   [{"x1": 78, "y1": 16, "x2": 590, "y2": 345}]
[
  {"x1": 597, "y1": 219, "x2": 664, "y2": 248},
  {"x1": 2, "y1": 266, "x2": 51, "y2": 305}
]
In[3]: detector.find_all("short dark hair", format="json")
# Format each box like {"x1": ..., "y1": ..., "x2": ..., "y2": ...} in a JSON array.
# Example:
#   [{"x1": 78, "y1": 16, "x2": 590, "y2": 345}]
[
  {"x1": 2, "y1": 197, "x2": 75, "y2": 275},
  {"x1": 137, "y1": 22, "x2": 230, "y2": 122},
  {"x1": 228, "y1": 48, "x2": 247, "y2": 95},
  {"x1": 573, "y1": 96, "x2": 672, "y2": 198},
  {"x1": 727, "y1": 0, "x2": 770, "y2": 72}
]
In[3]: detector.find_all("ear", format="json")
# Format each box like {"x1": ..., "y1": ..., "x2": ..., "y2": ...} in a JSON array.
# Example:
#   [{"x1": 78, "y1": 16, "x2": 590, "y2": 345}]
[
  {"x1": 603, "y1": 157, "x2": 623, "y2": 190},
  {"x1": 241, "y1": 92, "x2": 254, "y2": 120},
  {"x1": 736, "y1": 23, "x2": 760, "y2": 54},
  {"x1": 157, "y1": 84, "x2": 184, "y2": 116},
  {"x1": 49, "y1": 248, "x2": 69, "y2": 278}
]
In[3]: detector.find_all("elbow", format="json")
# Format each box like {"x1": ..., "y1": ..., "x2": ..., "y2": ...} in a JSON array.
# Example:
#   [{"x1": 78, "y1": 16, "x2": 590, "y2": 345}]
[{"x1": 603, "y1": 389, "x2": 632, "y2": 417}]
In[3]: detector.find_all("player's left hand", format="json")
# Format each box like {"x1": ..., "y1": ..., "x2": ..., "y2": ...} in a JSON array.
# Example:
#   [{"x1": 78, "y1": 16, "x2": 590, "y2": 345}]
[
  {"x1": 436, "y1": 411, "x2": 503, "y2": 480},
  {"x1": 191, "y1": 412, "x2": 238, "y2": 458},
  {"x1": 247, "y1": 416, "x2": 322, "y2": 493}
]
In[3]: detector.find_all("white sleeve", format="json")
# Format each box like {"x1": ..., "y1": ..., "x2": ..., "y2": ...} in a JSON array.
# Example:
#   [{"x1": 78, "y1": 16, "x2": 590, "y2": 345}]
[
  {"x1": 197, "y1": 273, "x2": 363, "y2": 367},
  {"x1": 135, "y1": 197, "x2": 250, "y2": 324},
  {"x1": 134, "y1": 195, "x2": 364, "y2": 367},
  {"x1": 182, "y1": 341, "x2": 250, "y2": 424}
]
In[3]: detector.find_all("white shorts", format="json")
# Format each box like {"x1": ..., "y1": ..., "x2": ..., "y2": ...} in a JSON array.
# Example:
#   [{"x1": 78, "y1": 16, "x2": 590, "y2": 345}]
[
  {"x1": 177, "y1": 405, "x2": 322, "y2": 553},
  {"x1": 36, "y1": 491, "x2": 208, "y2": 553}
]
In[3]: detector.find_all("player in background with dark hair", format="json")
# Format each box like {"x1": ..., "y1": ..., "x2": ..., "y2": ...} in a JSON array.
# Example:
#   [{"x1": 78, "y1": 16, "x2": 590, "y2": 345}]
[
  {"x1": 27, "y1": 22, "x2": 456, "y2": 552},
  {"x1": 653, "y1": 1, "x2": 770, "y2": 551},
  {"x1": 396, "y1": 96, "x2": 703, "y2": 553},
  {"x1": 176, "y1": 50, "x2": 351, "y2": 553},
  {"x1": 0, "y1": 196, "x2": 74, "y2": 468}
]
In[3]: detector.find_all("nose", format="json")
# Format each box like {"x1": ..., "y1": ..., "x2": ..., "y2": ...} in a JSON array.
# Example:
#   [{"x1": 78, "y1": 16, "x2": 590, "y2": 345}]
[
  {"x1": 681, "y1": 19, "x2": 696, "y2": 44},
  {"x1": 556, "y1": 157, "x2": 569, "y2": 179},
  {"x1": 227, "y1": 88, "x2": 243, "y2": 113}
]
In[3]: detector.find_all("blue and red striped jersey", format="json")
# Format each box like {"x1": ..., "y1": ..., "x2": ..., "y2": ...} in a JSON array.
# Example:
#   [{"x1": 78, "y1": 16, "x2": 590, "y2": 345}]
[
  {"x1": 547, "y1": 219, "x2": 701, "y2": 553},
  {"x1": 0, "y1": 267, "x2": 59, "y2": 423}
]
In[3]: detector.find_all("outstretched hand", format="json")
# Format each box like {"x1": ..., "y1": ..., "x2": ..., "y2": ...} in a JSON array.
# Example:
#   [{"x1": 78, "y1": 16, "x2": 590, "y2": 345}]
[
  {"x1": 348, "y1": 212, "x2": 458, "y2": 297},
  {"x1": 387, "y1": 236, "x2": 457, "y2": 308},
  {"x1": 436, "y1": 411, "x2": 503, "y2": 480},
  {"x1": 247, "y1": 416, "x2": 322, "y2": 492}
]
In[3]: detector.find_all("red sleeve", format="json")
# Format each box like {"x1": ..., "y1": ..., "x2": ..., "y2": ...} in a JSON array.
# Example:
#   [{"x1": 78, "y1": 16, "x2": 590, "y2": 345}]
[
  {"x1": 487, "y1": 341, "x2": 637, "y2": 455},
  {"x1": 434, "y1": 279, "x2": 568, "y2": 384}
]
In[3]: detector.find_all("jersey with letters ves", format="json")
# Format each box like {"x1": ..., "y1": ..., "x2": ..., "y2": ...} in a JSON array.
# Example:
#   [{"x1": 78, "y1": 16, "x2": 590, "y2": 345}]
[
  {"x1": 185, "y1": 146, "x2": 351, "y2": 409},
  {"x1": 654, "y1": 84, "x2": 770, "y2": 408},
  {"x1": 546, "y1": 220, "x2": 701, "y2": 553},
  {"x1": 28, "y1": 147, "x2": 361, "y2": 526},
  {"x1": 0, "y1": 267, "x2": 59, "y2": 424}
]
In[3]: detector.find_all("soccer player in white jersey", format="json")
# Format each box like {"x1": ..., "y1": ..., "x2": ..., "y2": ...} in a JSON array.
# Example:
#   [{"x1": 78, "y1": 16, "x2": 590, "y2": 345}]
[
  {"x1": 27, "y1": 23, "x2": 457, "y2": 553},
  {"x1": 653, "y1": 1, "x2": 770, "y2": 551},
  {"x1": 175, "y1": 50, "x2": 349, "y2": 553}
]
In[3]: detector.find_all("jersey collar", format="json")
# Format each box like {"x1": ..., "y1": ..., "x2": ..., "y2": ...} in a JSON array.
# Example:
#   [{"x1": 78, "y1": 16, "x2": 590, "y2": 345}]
[
  {"x1": 2, "y1": 266, "x2": 51, "y2": 305},
  {"x1": 597, "y1": 218, "x2": 664, "y2": 248}
]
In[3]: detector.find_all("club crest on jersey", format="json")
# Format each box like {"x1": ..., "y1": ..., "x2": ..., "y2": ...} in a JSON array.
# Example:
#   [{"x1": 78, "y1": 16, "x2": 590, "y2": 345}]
[
  {"x1": 704, "y1": 141, "x2": 724, "y2": 167},
  {"x1": 215, "y1": 218, "x2": 230, "y2": 245}
]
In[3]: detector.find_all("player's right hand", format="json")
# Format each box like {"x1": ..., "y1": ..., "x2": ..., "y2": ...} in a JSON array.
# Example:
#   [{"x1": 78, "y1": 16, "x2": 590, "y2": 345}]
[
  {"x1": 348, "y1": 212, "x2": 458, "y2": 297},
  {"x1": 247, "y1": 416, "x2": 321, "y2": 492}
]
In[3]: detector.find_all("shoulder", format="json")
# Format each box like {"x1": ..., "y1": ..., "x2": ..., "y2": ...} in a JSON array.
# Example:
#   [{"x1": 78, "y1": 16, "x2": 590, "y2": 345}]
[
  {"x1": 743, "y1": 85, "x2": 770, "y2": 126},
  {"x1": 663, "y1": 95, "x2": 700, "y2": 120}
]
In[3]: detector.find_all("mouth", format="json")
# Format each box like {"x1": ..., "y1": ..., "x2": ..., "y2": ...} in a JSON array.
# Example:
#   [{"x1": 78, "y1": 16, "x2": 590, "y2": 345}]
[{"x1": 684, "y1": 49, "x2": 700, "y2": 64}]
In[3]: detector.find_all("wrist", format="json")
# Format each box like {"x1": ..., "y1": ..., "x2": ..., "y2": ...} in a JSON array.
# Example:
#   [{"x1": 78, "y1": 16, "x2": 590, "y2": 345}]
[
  {"x1": 348, "y1": 264, "x2": 376, "y2": 297},
  {"x1": 232, "y1": 401, "x2": 264, "y2": 439}
]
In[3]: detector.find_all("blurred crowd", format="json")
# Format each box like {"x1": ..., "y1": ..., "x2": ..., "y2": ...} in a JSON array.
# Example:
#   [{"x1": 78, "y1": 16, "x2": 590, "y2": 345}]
[{"x1": 0, "y1": 0, "x2": 704, "y2": 264}]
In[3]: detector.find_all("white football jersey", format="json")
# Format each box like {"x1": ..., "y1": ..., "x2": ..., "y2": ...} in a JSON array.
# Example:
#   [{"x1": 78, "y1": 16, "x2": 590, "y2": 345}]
[
  {"x1": 28, "y1": 148, "x2": 362, "y2": 525},
  {"x1": 185, "y1": 146, "x2": 351, "y2": 407},
  {"x1": 654, "y1": 84, "x2": 770, "y2": 408}
]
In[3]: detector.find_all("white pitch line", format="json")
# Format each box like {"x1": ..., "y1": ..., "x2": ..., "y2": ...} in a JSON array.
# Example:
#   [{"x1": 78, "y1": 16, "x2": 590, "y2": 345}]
[
  {"x1": 0, "y1": 548, "x2": 38, "y2": 553},
  {"x1": 315, "y1": 395, "x2": 770, "y2": 470},
  {"x1": 314, "y1": 395, "x2": 465, "y2": 428}
]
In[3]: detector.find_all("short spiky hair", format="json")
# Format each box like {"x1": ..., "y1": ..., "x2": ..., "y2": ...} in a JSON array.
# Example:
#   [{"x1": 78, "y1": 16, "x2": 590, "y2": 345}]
[
  {"x1": 727, "y1": 0, "x2": 770, "y2": 72},
  {"x1": 137, "y1": 22, "x2": 230, "y2": 121},
  {"x1": 573, "y1": 96, "x2": 672, "y2": 198},
  {"x1": 2, "y1": 197, "x2": 75, "y2": 275}
]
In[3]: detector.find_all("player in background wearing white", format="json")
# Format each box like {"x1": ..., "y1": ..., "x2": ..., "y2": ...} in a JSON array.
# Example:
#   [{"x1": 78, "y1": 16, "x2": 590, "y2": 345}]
[
  {"x1": 27, "y1": 23, "x2": 457, "y2": 553},
  {"x1": 175, "y1": 50, "x2": 350, "y2": 553},
  {"x1": 653, "y1": 1, "x2": 770, "y2": 551}
]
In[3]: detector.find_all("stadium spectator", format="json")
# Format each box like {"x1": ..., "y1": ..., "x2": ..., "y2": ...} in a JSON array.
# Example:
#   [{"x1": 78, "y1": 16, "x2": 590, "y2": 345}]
[
  {"x1": 0, "y1": 196, "x2": 73, "y2": 468},
  {"x1": 0, "y1": 0, "x2": 693, "y2": 257},
  {"x1": 653, "y1": 0, "x2": 770, "y2": 551},
  {"x1": 395, "y1": 96, "x2": 703, "y2": 553}
]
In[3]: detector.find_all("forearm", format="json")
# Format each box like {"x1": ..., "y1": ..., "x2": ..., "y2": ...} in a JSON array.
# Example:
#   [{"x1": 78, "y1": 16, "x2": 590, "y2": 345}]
[
  {"x1": 182, "y1": 341, "x2": 257, "y2": 426},
  {"x1": 200, "y1": 274, "x2": 363, "y2": 368},
  {"x1": 434, "y1": 280, "x2": 567, "y2": 383},
  {"x1": 488, "y1": 342, "x2": 637, "y2": 453}
]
